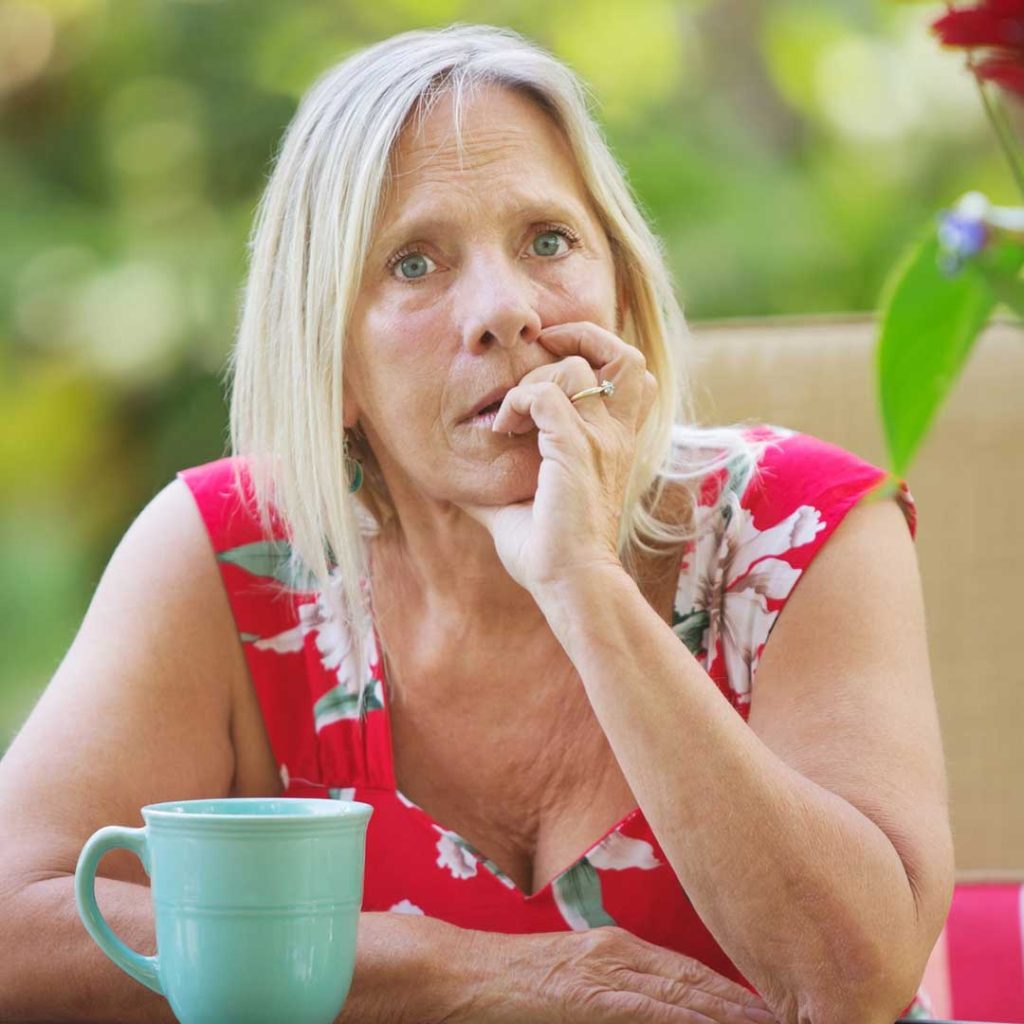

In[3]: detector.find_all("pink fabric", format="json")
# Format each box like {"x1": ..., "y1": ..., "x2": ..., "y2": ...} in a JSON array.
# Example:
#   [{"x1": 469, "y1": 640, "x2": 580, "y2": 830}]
[{"x1": 945, "y1": 882, "x2": 1024, "y2": 1022}]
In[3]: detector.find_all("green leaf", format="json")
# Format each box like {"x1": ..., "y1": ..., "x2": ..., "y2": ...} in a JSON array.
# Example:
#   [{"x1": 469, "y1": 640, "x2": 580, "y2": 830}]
[
  {"x1": 551, "y1": 860, "x2": 617, "y2": 930},
  {"x1": 876, "y1": 233, "x2": 1024, "y2": 477},
  {"x1": 313, "y1": 679, "x2": 384, "y2": 728},
  {"x1": 217, "y1": 540, "x2": 317, "y2": 591},
  {"x1": 974, "y1": 260, "x2": 1024, "y2": 319},
  {"x1": 672, "y1": 609, "x2": 709, "y2": 657}
]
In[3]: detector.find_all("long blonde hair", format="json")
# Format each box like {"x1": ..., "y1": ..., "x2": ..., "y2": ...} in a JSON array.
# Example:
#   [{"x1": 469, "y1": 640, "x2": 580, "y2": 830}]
[{"x1": 227, "y1": 23, "x2": 774, "y2": 719}]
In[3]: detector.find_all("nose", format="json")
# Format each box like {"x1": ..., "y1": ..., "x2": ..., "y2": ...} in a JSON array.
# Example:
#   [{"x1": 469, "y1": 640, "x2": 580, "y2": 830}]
[{"x1": 458, "y1": 252, "x2": 544, "y2": 354}]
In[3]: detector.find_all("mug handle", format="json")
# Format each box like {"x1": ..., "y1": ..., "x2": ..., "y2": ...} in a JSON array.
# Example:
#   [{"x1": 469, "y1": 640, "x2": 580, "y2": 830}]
[{"x1": 74, "y1": 825, "x2": 163, "y2": 996}]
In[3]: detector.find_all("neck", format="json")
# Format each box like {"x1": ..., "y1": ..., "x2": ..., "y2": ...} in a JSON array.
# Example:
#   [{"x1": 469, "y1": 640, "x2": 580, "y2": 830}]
[{"x1": 369, "y1": 516, "x2": 544, "y2": 636}]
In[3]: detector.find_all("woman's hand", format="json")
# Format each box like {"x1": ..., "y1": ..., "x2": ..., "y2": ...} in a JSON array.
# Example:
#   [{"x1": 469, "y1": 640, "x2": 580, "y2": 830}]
[
  {"x1": 454, "y1": 321, "x2": 658, "y2": 595},
  {"x1": 445, "y1": 925, "x2": 780, "y2": 1024}
]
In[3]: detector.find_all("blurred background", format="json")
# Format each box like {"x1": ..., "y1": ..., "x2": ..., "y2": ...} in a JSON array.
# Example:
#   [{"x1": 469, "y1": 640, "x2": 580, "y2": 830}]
[{"x1": 0, "y1": 0, "x2": 1012, "y2": 750}]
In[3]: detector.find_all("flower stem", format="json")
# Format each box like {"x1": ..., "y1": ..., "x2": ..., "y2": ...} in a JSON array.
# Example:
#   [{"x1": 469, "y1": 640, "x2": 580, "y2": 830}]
[{"x1": 971, "y1": 60, "x2": 1024, "y2": 200}]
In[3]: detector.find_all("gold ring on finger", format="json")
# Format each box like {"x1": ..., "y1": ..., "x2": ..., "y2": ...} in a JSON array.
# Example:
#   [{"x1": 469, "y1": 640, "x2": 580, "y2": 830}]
[{"x1": 568, "y1": 379, "x2": 615, "y2": 404}]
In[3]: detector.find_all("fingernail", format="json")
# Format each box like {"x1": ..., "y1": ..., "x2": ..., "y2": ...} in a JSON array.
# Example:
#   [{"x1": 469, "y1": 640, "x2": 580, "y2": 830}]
[{"x1": 743, "y1": 1008, "x2": 778, "y2": 1023}]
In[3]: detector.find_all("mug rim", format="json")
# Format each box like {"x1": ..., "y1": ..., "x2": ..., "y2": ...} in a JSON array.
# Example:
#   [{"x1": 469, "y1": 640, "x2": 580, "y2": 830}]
[{"x1": 141, "y1": 796, "x2": 373, "y2": 821}]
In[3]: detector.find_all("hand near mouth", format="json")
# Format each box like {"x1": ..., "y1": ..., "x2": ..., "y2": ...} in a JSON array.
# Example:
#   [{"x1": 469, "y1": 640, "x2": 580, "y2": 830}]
[{"x1": 454, "y1": 321, "x2": 657, "y2": 596}]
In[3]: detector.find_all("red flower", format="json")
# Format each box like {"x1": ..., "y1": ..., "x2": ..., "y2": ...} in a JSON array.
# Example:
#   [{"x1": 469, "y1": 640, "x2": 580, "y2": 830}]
[
  {"x1": 974, "y1": 52, "x2": 1024, "y2": 94},
  {"x1": 932, "y1": 1, "x2": 1024, "y2": 49},
  {"x1": 932, "y1": 1, "x2": 1024, "y2": 97}
]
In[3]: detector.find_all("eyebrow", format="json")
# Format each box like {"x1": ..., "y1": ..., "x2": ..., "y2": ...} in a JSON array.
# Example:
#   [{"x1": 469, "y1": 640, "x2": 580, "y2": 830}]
[{"x1": 378, "y1": 198, "x2": 590, "y2": 251}]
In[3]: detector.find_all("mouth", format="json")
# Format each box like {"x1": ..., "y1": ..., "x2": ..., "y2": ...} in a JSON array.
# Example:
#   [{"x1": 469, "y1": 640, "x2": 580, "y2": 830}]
[{"x1": 461, "y1": 385, "x2": 513, "y2": 424}]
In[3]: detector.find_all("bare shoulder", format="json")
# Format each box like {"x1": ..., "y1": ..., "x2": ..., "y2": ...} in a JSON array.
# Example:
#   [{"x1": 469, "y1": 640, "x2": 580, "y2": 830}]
[{"x1": 0, "y1": 477, "x2": 265, "y2": 887}]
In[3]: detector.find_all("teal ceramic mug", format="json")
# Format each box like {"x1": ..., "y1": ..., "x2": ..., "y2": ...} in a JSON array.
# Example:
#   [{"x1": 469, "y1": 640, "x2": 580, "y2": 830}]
[{"x1": 74, "y1": 797, "x2": 373, "y2": 1024}]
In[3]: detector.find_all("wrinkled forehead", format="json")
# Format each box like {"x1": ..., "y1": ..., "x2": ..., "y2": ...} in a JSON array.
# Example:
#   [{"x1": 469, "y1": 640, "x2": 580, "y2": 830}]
[
  {"x1": 378, "y1": 83, "x2": 593, "y2": 227},
  {"x1": 393, "y1": 80, "x2": 566, "y2": 167}
]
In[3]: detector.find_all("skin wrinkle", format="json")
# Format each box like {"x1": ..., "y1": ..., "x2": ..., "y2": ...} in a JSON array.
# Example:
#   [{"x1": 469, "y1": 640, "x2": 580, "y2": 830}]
[
  {"x1": 345, "y1": 84, "x2": 623, "y2": 634},
  {"x1": 345, "y1": 83, "x2": 681, "y2": 895}
]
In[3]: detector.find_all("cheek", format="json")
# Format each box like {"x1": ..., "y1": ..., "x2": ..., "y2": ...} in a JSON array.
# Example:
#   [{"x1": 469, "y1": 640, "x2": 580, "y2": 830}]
[
  {"x1": 545, "y1": 273, "x2": 618, "y2": 329},
  {"x1": 364, "y1": 301, "x2": 447, "y2": 360},
  {"x1": 356, "y1": 331, "x2": 448, "y2": 422}
]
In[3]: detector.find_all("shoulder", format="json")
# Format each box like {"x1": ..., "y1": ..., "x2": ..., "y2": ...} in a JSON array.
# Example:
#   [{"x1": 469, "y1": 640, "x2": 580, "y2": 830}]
[
  {"x1": 713, "y1": 421, "x2": 917, "y2": 593},
  {"x1": 175, "y1": 455, "x2": 304, "y2": 571},
  {"x1": 734, "y1": 423, "x2": 918, "y2": 625},
  {"x1": 177, "y1": 455, "x2": 265, "y2": 545},
  {"x1": 670, "y1": 422, "x2": 917, "y2": 708},
  {"x1": 738, "y1": 425, "x2": 917, "y2": 541}
]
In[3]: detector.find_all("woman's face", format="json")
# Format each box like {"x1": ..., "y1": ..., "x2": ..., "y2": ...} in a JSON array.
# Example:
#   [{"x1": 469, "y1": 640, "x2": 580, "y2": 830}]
[{"x1": 345, "y1": 84, "x2": 624, "y2": 510}]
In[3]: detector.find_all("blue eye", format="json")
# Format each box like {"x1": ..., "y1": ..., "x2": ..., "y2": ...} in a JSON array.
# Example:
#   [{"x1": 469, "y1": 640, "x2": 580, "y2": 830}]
[
  {"x1": 386, "y1": 223, "x2": 581, "y2": 284},
  {"x1": 391, "y1": 252, "x2": 436, "y2": 281},
  {"x1": 533, "y1": 231, "x2": 566, "y2": 256}
]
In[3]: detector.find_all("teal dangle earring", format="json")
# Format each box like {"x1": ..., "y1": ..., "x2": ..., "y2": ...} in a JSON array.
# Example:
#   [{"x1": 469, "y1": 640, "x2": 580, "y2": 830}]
[{"x1": 343, "y1": 429, "x2": 364, "y2": 494}]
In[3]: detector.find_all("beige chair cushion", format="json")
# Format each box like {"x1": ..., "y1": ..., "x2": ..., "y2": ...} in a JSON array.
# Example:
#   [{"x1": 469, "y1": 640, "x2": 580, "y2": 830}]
[{"x1": 687, "y1": 313, "x2": 1024, "y2": 875}]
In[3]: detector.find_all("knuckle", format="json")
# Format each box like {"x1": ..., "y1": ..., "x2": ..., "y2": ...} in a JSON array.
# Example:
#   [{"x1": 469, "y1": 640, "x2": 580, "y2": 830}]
[
  {"x1": 576, "y1": 926, "x2": 614, "y2": 955},
  {"x1": 591, "y1": 924, "x2": 630, "y2": 949},
  {"x1": 676, "y1": 955, "x2": 703, "y2": 984}
]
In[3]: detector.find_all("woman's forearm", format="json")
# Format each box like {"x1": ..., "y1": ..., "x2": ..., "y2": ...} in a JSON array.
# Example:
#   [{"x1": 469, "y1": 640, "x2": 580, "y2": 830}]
[
  {"x1": 533, "y1": 565, "x2": 922, "y2": 1024},
  {"x1": 0, "y1": 875, "x2": 470, "y2": 1024},
  {"x1": 0, "y1": 874, "x2": 177, "y2": 1023},
  {"x1": 342, "y1": 911, "x2": 488, "y2": 1024}
]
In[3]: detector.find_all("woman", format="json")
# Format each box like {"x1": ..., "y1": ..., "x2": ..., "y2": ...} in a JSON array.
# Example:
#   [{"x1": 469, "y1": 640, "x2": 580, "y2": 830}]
[{"x1": 0, "y1": 23, "x2": 951, "y2": 1024}]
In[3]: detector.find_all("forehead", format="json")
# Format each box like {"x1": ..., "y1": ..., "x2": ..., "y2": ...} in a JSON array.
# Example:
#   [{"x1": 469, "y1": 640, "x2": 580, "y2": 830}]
[{"x1": 381, "y1": 84, "x2": 590, "y2": 223}]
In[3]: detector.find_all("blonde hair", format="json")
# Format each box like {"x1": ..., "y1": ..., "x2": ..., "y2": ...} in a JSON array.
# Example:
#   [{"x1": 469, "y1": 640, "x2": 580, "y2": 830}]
[{"x1": 227, "y1": 23, "x2": 775, "y2": 720}]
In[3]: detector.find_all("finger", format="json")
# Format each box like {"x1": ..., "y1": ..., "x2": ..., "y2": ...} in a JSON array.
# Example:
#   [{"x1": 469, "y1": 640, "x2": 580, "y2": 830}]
[
  {"x1": 638, "y1": 369, "x2": 659, "y2": 432},
  {"x1": 586, "y1": 988, "x2": 719, "y2": 1023},
  {"x1": 502, "y1": 356, "x2": 598, "y2": 432},
  {"x1": 625, "y1": 972, "x2": 778, "y2": 1024},
  {"x1": 515, "y1": 354, "x2": 596, "y2": 391},
  {"x1": 535, "y1": 322, "x2": 647, "y2": 425},
  {"x1": 625, "y1": 941, "x2": 771, "y2": 1011},
  {"x1": 495, "y1": 380, "x2": 594, "y2": 441}
]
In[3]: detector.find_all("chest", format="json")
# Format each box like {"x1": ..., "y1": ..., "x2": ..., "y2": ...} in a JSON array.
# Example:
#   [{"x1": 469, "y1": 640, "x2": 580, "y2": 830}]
[{"x1": 380, "y1": 551, "x2": 684, "y2": 897}]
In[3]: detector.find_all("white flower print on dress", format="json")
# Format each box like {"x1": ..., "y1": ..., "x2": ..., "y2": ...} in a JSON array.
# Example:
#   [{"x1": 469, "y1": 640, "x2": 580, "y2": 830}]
[
  {"x1": 306, "y1": 576, "x2": 360, "y2": 688},
  {"x1": 251, "y1": 620, "x2": 307, "y2": 655},
  {"x1": 389, "y1": 899, "x2": 425, "y2": 915},
  {"x1": 254, "y1": 579, "x2": 361, "y2": 685},
  {"x1": 674, "y1": 448, "x2": 825, "y2": 704},
  {"x1": 585, "y1": 830, "x2": 661, "y2": 871},
  {"x1": 434, "y1": 828, "x2": 479, "y2": 880},
  {"x1": 251, "y1": 567, "x2": 367, "y2": 680}
]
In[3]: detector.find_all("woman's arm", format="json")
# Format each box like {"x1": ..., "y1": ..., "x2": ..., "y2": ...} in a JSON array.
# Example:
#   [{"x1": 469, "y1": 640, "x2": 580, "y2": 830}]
[
  {"x1": 532, "y1": 498, "x2": 954, "y2": 1024},
  {"x1": 0, "y1": 875, "x2": 781, "y2": 1024},
  {"x1": 0, "y1": 478, "x2": 466, "y2": 1023},
  {"x1": 0, "y1": 876, "x2": 463, "y2": 1023}
]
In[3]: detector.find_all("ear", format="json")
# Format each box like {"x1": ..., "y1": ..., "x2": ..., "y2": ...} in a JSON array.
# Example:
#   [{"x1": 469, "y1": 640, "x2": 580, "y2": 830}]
[{"x1": 342, "y1": 377, "x2": 362, "y2": 431}]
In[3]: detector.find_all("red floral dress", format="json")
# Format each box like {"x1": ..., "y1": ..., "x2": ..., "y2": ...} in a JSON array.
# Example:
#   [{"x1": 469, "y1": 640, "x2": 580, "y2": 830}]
[{"x1": 177, "y1": 423, "x2": 932, "y2": 1018}]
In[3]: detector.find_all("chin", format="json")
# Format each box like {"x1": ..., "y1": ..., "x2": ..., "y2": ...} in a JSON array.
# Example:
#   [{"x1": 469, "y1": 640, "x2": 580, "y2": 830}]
[{"x1": 466, "y1": 460, "x2": 538, "y2": 504}]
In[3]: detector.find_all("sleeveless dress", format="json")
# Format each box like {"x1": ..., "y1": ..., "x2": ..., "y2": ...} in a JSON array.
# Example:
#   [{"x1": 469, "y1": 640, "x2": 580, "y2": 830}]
[{"x1": 177, "y1": 422, "x2": 933, "y2": 1018}]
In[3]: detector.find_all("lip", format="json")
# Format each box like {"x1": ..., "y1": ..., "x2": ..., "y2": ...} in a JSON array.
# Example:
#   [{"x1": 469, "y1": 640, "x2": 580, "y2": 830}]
[{"x1": 461, "y1": 384, "x2": 514, "y2": 423}]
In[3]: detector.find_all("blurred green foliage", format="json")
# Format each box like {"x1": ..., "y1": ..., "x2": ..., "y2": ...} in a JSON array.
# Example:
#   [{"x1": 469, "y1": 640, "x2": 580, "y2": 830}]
[{"x1": 0, "y1": 0, "x2": 1014, "y2": 749}]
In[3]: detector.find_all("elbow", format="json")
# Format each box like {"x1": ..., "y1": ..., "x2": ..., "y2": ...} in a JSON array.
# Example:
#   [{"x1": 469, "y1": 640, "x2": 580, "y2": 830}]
[
  {"x1": 785, "y1": 944, "x2": 926, "y2": 1024},
  {"x1": 760, "y1": 921, "x2": 925, "y2": 1024}
]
